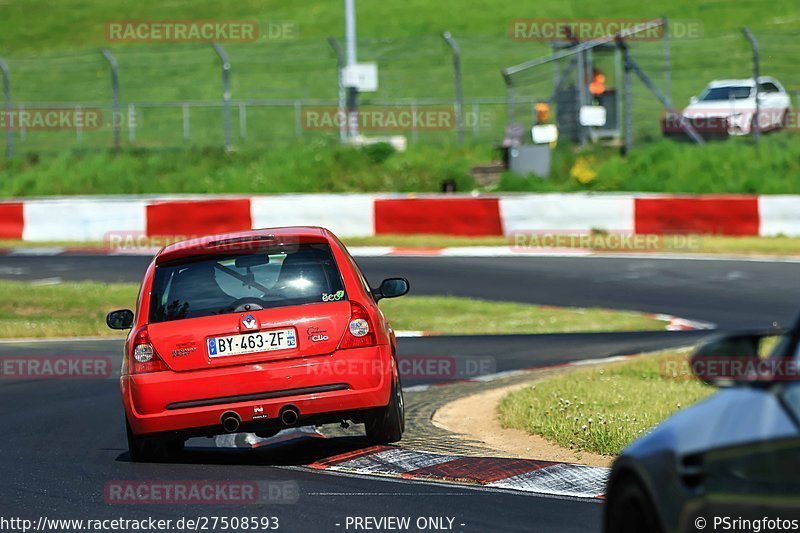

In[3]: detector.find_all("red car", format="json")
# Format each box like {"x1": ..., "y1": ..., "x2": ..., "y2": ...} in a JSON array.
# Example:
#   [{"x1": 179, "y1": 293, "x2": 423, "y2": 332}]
[{"x1": 106, "y1": 227, "x2": 409, "y2": 462}]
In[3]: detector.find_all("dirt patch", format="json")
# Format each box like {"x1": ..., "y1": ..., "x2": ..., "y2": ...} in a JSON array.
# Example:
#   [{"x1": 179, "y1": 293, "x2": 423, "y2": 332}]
[{"x1": 432, "y1": 381, "x2": 614, "y2": 468}]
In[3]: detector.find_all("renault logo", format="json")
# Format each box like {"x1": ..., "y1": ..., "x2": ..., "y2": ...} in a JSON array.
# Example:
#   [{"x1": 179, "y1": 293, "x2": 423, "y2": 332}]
[{"x1": 241, "y1": 314, "x2": 258, "y2": 330}]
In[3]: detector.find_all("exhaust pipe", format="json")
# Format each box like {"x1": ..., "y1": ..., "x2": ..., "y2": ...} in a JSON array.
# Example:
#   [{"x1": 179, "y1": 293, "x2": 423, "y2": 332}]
[
  {"x1": 220, "y1": 411, "x2": 241, "y2": 433},
  {"x1": 279, "y1": 405, "x2": 300, "y2": 426}
]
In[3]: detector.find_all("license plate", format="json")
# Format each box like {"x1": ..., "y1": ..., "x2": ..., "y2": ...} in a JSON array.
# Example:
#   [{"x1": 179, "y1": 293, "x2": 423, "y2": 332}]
[{"x1": 207, "y1": 328, "x2": 297, "y2": 358}]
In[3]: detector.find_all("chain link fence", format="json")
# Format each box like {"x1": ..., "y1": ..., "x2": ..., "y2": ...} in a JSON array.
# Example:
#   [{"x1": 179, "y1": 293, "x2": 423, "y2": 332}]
[{"x1": 1, "y1": 25, "x2": 798, "y2": 156}]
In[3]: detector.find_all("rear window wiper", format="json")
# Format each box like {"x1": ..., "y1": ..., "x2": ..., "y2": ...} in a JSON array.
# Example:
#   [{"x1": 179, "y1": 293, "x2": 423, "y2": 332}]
[{"x1": 213, "y1": 263, "x2": 271, "y2": 295}]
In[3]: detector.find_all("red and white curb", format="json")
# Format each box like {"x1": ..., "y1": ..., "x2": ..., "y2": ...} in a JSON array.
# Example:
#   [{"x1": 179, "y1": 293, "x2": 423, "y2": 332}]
[
  {"x1": 213, "y1": 429, "x2": 608, "y2": 498},
  {"x1": 1, "y1": 193, "x2": 799, "y2": 240},
  {"x1": 4, "y1": 245, "x2": 800, "y2": 265},
  {"x1": 308, "y1": 445, "x2": 608, "y2": 499},
  {"x1": 647, "y1": 313, "x2": 715, "y2": 331}
]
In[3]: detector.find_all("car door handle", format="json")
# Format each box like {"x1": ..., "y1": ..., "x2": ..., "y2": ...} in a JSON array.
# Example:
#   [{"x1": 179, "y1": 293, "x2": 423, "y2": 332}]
[{"x1": 679, "y1": 454, "x2": 707, "y2": 488}]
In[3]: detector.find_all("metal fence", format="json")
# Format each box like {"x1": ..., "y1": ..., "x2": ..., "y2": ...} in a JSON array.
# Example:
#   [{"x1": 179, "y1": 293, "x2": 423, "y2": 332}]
[
  {"x1": 1, "y1": 25, "x2": 799, "y2": 156},
  {"x1": 502, "y1": 21, "x2": 800, "y2": 151}
]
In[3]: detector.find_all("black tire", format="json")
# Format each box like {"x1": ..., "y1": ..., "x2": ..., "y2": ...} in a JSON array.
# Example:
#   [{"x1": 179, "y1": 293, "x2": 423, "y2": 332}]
[
  {"x1": 364, "y1": 367, "x2": 404, "y2": 444},
  {"x1": 126, "y1": 420, "x2": 184, "y2": 463},
  {"x1": 605, "y1": 476, "x2": 663, "y2": 533}
]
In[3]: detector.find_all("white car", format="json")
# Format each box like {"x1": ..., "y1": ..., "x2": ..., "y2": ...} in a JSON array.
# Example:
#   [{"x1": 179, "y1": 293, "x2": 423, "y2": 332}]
[{"x1": 665, "y1": 77, "x2": 792, "y2": 137}]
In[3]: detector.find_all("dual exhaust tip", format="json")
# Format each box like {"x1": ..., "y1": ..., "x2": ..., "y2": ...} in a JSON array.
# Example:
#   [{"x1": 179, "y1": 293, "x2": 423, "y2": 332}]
[{"x1": 220, "y1": 405, "x2": 300, "y2": 433}]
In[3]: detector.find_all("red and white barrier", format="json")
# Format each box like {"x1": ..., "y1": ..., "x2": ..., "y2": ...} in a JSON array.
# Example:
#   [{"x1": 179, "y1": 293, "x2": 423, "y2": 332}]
[{"x1": 1, "y1": 193, "x2": 797, "y2": 241}]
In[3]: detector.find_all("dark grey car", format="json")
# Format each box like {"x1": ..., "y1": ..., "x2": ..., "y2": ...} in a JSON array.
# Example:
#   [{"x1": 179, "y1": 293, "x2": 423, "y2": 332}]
[{"x1": 605, "y1": 316, "x2": 800, "y2": 532}]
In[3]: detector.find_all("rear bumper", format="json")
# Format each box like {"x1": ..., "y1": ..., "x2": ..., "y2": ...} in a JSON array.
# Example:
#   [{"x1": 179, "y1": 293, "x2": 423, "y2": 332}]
[{"x1": 122, "y1": 345, "x2": 393, "y2": 436}]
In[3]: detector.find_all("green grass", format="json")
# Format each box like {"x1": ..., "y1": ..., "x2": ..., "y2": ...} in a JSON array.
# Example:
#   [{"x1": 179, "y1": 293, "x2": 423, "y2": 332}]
[
  {"x1": 0, "y1": 281, "x2": 663, "y2": 338},
  {"x1": 346, "y1": 233, "x2": 800, "y2": 256},
  {"x1": 496, "y1": 136, "x2": 800, "y2": 194},
  {"x1": 380, "y1": 296, "x2": 663, "y2": 334},
  {"x1": 5, "y1": 234, "x2": 800, "y2": 257},
  {"x1": 3, "y1": 2, "x2": 800, "y2": 191},
  {"x1": 498, "y1": 351, "x2": 714, "y2": 455},
  {"x1": 4, "y1": 134, "x2": 800, "y2": 195},
  {"x1": 0, "y1": 143, "x2": 481, "y2": 196},
  {"x1": 0, "y1": 281, "x2": 140, "y2": 338}
]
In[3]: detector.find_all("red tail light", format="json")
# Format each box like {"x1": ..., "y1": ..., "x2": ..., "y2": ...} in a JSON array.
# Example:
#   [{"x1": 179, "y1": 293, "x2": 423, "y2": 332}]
[
  {"x1": 128, "y1": 326, "x2": 169, "y2": 374},
  {"x1": 338, "y1": 301, "x2": 377, "y2": 350}
]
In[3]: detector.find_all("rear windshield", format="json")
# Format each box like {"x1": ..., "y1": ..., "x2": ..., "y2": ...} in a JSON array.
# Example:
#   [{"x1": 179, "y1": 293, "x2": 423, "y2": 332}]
[
  {"x1": 700, "y1": 86, "x2": 752, "y2": 101},
  {"x1": 149, "y1": 243, "x2": 346, "y2": 323}
]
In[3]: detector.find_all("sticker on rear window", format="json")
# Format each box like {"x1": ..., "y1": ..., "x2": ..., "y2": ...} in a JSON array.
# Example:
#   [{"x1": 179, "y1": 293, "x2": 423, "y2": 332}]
[{"x1": 322, "y1": 290, "x2": 345, "y2": 302}]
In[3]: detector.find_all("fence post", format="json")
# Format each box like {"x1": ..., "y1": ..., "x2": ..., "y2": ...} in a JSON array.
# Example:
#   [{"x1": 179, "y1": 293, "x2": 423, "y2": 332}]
[
  {"x1": 101, "y1": 49, "x2": 120, "y2": 151},
  {"x1": 442, "y1": 32, "x2": 464, "y2": 144},
  {"x1": 662, "y1": 17, "x2": 671, "y2": 107},
  {"x1": 294, "y1": 100, "x2": 302, "y2": 138},
  {"x1": 410, "y1": 101, "x2": 419, "y2": 143},
  {"x1": 182, "y1": 103, "x2": 190, "y2": 140},
  {"x1": 19, "y1": 104, "x2": 25, "y2": 143},
  {"x1": 76, "y1": 105, "x2": 83, "y2": 144},
  {"x1": 742, "y1": 27, "x2": 760, "y2": 143},
  {"x1": 239, "y1": 103, "x2": 247, "y2": 141},
  {"x1": 472, "y1": 103, "x2": 479, "y2": 138},
  {"x1": 127, "y1": 103, "x2": 136, "y2": 143},
  {"x1": 211, "y1": 42, "x2": 232, "y2": 150},
  {"x1": 502, "y1": 73, "x2": 515, "y2": 127},
  {"x1": 327, "y1": 37, "x2": 347, "y2": 142},
  {"x1": 0, "y1": 58, "x2": 12, "y2": 157},
  {"x1": 576, "y1": 48, "x2": 587, "y2": 145},
  {"x1": 621, "y1": 46, "x2": 633, "y2": 154}
]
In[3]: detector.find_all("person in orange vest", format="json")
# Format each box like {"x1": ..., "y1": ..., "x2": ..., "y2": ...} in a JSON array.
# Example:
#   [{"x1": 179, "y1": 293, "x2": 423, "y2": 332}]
[{"x1": 589, "y1": 68, "x2": 606, "y2": 104}]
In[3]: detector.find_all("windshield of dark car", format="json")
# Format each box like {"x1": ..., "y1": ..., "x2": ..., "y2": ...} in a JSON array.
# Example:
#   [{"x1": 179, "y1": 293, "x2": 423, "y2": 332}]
[
  {"x1": 149, "y1": 243, "x2": 346, "y2": 322},
  {"x1": 699, "y1": 86, "x2": 753, "y2": 101}
]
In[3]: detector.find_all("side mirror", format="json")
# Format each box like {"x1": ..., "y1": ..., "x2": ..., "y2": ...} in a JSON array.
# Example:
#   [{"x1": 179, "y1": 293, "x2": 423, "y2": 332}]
[
  {"x1": 375, "y1": 278, "x2": 410, "y2": 301},
  {"x1": 106, "y1": 309, "x2": 134, "y2": 330},
  {"x1": 689, "y1": 96, "x2": 699, "y2": 104},
  {"x1": 690, "y1": 332, "x2": 783, "y2": 387}
]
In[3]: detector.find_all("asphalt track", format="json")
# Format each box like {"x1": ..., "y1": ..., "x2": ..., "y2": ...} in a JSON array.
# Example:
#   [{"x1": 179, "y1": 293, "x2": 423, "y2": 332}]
[
  {"x1": 0, "y1": 253, "x2": 797, "y2": 532},
  {"x1": 1, "y1": 253, "x2": 797, "y2": 328}
]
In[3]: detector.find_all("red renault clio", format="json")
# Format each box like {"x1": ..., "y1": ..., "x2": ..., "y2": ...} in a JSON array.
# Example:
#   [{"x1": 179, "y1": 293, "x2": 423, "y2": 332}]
[{"x1": 106, "y1": 227, "x2": 409, "y2": 461}]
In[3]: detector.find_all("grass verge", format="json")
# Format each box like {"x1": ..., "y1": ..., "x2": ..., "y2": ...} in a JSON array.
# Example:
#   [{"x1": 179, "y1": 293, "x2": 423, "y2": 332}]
[
  {"x1": 497, "y1": 351, "x2": 714, "y2": 456},
  {"x1": 381, "y1": 296, "x2": 662, "y2": 334},
  {"x1": 5, "y1": 136, "x2": 800, "y2": 196},
  {"x1": 0, "y1": 281, "x2": 663, "y2": 338},
  {"x1": 3, "y1": 234, "x2": 800, "y2": 257},
  {"x1": 347, "y1": 234, "x2": 800, "y2": 256}
]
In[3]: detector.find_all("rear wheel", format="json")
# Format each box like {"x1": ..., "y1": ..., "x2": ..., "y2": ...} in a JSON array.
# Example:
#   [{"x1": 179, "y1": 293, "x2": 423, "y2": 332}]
[
  {"x1": 364, "y1": 367, "x2": 404, "y2": 444},
  {"x1": 126, "y1": 420, "x2": 184, "y2": 463},
  {"x1": 605, "y1": 476, "x2": 662, "y2": 533}
]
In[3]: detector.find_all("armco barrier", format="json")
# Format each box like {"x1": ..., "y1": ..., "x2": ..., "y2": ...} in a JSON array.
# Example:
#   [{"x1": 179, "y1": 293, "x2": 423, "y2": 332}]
[{"x1": 2, "y1": 193, "x2": 799, "y2": 241}]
